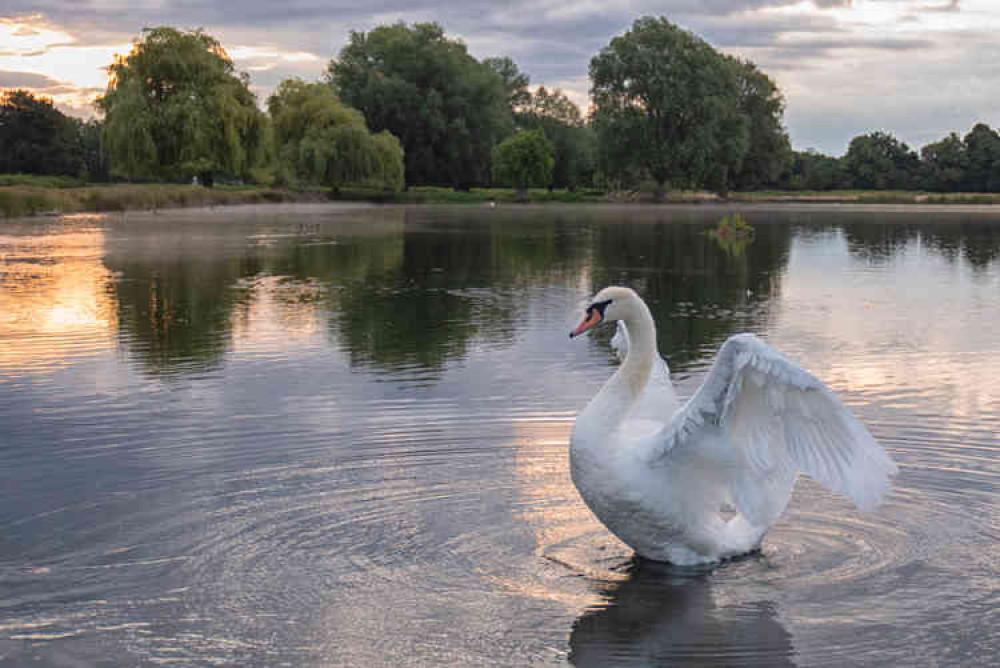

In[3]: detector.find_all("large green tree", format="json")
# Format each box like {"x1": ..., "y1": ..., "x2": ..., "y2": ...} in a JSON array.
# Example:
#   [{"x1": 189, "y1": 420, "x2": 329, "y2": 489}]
[
  {"x1": 843, "y1": 131, "x2": 919, "y2": 190},
  {"x1": 920, "y1": 133, "x2": 968, "y2": 192},
  {"x1": 98, "y1": 26, "x2": 267, "y2": 185},
  {"x1": 327, "y1": 22, "x2": 511, "y2": 188},
  {"x1": 0, "y1": 89, "x2": 85, "y2": 177},
  {"x1": 492, "y1": 128, "x2": 555, "y2": 199},
  {"x1": 267, "y1": 78, "x2": 404, "y2": 192},
  {"x1": 589, "y1": 16, "x2": 750, "y2": 197},
  {"x1": 963, "y1": 123, "x2": 1000, "y2": 192}
]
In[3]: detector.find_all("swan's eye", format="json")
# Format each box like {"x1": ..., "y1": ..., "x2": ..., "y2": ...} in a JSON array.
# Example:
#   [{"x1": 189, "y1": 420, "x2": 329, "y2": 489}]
[{"x1": 592, "y1": 299, "x2": 612, "y2": 317}]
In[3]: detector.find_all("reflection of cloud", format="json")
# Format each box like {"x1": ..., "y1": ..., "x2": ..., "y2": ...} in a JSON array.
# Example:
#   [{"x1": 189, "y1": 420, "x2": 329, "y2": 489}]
[
  {"x1": 773, "y1": 226, "x2": 1000, "y2": 423},
  {"x1": 229, "y1": 277, "x2": 329, "y2": 356}
]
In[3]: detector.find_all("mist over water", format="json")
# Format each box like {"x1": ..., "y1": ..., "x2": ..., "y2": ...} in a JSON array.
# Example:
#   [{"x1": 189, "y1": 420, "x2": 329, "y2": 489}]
[{"x1": 1, "y1": 204, "x2": 998, "y2": 666}]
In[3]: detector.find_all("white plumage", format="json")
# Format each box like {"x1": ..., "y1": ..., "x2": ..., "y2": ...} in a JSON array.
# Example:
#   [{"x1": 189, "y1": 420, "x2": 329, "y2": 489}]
[{"x1": 569, "y1": 286, "x2": 898, "y2": 565}]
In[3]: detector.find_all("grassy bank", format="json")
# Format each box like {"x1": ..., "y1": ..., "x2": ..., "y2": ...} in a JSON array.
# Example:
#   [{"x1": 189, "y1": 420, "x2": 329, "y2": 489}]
[
  {"x1": 0, "y1": 180, "x2": 327, "y2": 218},
  {"x1": 341, "y1": 186, "x2": 1000, "y2": 206},
  {"x1": 330, "y1": 185, "x2": 612, "y2": 204},
  {"x1": 4, "y1": 176, "x2": 1000, "y2": 218},
  {"x1": 732, "y1": 189, "x2": 1000, "y2": 204}
]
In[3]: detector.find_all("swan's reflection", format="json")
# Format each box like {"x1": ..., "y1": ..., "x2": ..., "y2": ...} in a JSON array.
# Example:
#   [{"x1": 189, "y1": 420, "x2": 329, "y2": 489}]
[{"x1": 568, "y1": 558, "x2": 796, "y2": 667}]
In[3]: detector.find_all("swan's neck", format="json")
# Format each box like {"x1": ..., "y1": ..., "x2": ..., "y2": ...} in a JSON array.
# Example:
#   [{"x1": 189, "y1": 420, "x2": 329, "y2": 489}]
[
  {"x1": 577, "y1": 303, "x2": 657, "y2": 438},
  {"x1": 616, "y1": 309, "x2": 657, "y2": 402}
]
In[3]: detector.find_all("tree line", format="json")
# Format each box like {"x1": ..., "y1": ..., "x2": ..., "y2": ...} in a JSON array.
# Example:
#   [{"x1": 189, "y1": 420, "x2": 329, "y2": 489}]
[
  {"x1": 1, "y1": 18, "x2": 999, "y2": 195},
  {"x1": 0, "y1": 89, "x2": 109, "y2": 181},
  {"x1": 782, "y1": 126, "x2": 1000, "y2": 192}
]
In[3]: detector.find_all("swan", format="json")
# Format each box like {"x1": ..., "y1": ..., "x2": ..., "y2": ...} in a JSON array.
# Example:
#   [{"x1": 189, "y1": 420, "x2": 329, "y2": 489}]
[{"x1": 568, "y1": 286, "x2": 898, "y2": 565}]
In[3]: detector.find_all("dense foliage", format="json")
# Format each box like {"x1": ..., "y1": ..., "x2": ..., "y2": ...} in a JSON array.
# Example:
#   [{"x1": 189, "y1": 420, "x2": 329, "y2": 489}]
[
  {"x1": 0, "y1": 90, "x2": 83, "y2": 177},
  {"x1": 963, "y1": 123, "x2": 1000, "y2": 192},
  {"x1": 491, "y1": 129, "x2": 555, "y2": 197},
  {"x1": 267, "y1": 79, "x2": 404, "y2": 191},
  {"x1": 514, "y1": 87, "x2": 596, "y2": 190},
  {"x1": 729, "y1": 60, "x2": 792, "y2": 190},
  {"x1": 776, "y1": 123, "x2": 1000, "y2": 192},
  {"x1": 842, "y1": 131, "x2": 920, "y2": 190},
  {"x1": 484, "y1": 56, "x2": 532, "y2": 111},
  {"x1": 98, "y1": 27, "x2": 268, "y2": 185},
  {"x1": 591, "y1": 17, "x2": 756, "y2": 195},
  {"x1": 328, "y1": 22, "x2": 511, "y2": 189}
]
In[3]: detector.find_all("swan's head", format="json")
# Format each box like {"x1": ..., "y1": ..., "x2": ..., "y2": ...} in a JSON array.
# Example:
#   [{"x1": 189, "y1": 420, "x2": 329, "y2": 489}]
[{"x1": 569, "y1": 286, "x2": 641, "y2": 338}]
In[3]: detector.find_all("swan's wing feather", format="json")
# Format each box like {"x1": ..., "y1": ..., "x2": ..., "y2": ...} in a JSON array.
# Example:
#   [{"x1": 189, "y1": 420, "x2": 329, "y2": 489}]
[{"x1": 642, "y1": 333, "x2": 898, "y2": 523}]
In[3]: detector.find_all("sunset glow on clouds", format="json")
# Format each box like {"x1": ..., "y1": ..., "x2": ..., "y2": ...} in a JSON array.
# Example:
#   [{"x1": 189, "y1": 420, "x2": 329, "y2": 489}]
[{"x1": 1, "y1": 1, "x2": 998, "y2": 154}]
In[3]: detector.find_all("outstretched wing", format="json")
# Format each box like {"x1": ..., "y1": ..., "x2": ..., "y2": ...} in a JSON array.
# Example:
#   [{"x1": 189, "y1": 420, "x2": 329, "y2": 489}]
[{"x1": 640, "y1": 333, "x2": 898, "y2": 525}]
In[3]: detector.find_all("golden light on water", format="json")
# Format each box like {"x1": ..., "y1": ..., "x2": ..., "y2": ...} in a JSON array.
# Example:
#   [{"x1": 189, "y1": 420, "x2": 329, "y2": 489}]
[{"x1": 0, "y1": 223, "x2": 119, "y2": 376}]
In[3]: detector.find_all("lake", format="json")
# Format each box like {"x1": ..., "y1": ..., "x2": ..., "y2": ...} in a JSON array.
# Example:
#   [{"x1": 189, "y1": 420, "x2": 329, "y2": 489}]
[{"x1": 1, "y1": 203, "x2": 998, "y2": 666}]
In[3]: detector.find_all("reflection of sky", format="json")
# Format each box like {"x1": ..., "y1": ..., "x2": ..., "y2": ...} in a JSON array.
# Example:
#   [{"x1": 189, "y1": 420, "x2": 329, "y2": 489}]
[{"x1": 772, "y1": 227, "x2": 1000, "y2": 426}]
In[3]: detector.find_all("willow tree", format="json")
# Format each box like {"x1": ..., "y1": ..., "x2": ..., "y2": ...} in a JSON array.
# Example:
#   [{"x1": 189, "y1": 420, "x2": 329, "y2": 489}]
[
  {"x1": 492, "y1": 129, "x2": 555, "y2": 200},
  {"x1": 267, "y1": 79, "x2": 403, "y2": 192},
  {"x1": 98, "y1": 26, "x2": 267, "y2": 185}
]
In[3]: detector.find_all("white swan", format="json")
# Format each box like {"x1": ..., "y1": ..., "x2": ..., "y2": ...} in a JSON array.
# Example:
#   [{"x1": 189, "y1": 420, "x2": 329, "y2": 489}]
[{"x1": 569, "y1": 286, "x2": 898, "y2": 565}]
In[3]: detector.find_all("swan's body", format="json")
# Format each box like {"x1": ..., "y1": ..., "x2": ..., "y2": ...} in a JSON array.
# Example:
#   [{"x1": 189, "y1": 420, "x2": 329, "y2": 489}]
[{"x1": 569, "y1": 287, "x2": 898, "y2": 565}]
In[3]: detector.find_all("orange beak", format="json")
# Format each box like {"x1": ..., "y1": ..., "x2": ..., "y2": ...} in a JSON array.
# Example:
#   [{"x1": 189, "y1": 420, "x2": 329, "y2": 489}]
[{"x1": 569, "y1": 308, "x2": 603, "y2": 338}]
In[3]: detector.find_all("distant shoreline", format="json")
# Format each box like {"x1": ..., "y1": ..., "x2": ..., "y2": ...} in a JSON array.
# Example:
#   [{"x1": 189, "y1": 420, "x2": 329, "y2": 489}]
[{"x1": 3, "y1": 181, "x2": 1000, "y2": 219}]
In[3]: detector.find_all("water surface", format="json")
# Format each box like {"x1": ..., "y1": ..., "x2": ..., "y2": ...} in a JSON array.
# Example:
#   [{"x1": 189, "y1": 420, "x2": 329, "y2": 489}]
[{"x1": 1, "y1": 203, "x2": 998, "y2": 666}]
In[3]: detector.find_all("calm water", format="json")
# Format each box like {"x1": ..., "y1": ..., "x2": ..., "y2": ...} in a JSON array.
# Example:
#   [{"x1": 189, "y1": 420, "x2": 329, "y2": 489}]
[{"x1": 1, "y1": 203, "x2": 998, "y2": 667}]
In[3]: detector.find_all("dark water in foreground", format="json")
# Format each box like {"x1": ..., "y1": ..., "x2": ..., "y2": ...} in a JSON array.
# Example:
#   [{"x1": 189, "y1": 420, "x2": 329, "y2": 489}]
[{"x1": 1, "y1": 203, "x2": 998, "y2": 666}]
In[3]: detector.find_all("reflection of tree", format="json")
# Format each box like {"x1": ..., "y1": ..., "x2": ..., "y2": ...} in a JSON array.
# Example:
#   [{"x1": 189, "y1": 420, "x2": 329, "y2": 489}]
[
  {"x1": 569, "y1": 559, "x2": 795, "y2": 667},
  {"x1": 106, "y1": 232, "x2": 258, "y2": 374},
  {"x1": 841, "y1": 219, "x2": 1000, "y2": 272},
  {"x1": 923, "y1": 221, "x2": 1000, "y2": 271},
  {"x1": 103, "y1": 207, "x2": 598, "y2": 378},
  {"x1": 841, "y1": 222, "x2": 916, "y2": 264},
  {"x1": 330, "y1": 209, "x2": 591, "y2": 374},
  {"x1": 105, "y1": 210, "x2": 411, "y2": 375},
  {"x1": 259, "y1": 212, "x2": 406, "y2": 284},
  {"x1": 486, "y1": 212, "x2": 591, "y2": 285},
  {"x1": 588, "y1": 213, "x2": 791, "y2": 369}
]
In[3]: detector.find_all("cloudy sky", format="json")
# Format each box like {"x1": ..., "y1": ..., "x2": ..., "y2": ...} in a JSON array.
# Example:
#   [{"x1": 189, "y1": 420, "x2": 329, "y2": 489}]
[{"x1": 1, "y1": 0, "x2": 996, "y2": 155}]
